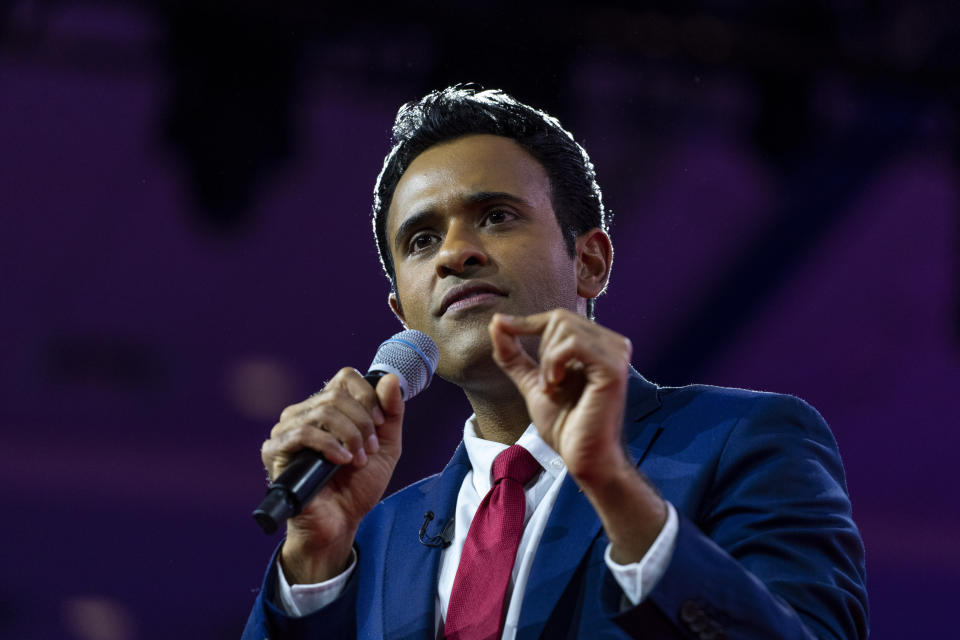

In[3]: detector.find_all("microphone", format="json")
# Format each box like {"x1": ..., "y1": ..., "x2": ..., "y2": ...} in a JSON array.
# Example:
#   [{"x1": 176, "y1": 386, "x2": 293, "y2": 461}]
[
  {"x1": 419, "y1": 511, "x2": 455, "y2": 548},
  {"x1": 252, "y1": 330, "x2": 439, "y2": 534}
]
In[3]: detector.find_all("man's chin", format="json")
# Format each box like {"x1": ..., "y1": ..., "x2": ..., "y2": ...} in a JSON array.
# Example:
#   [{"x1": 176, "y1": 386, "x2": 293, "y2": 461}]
[{"x1": 434, "y1": 324, "x2": 497, "y2": 381}]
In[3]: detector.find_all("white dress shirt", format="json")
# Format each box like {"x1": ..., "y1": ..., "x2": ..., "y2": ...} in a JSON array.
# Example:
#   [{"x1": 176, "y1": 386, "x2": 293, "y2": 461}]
[{"x1": 277, "y1": 417, "x2": 679, "y2": 638}]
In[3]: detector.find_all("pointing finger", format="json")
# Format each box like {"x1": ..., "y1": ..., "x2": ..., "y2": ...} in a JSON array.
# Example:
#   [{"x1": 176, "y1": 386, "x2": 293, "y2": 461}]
[
  {"x1": 490, "y1": 312, "x2": 552, "y2": 336},
  {"x1": 489, "y1": 314, "x2": 541, "y2": 396}
]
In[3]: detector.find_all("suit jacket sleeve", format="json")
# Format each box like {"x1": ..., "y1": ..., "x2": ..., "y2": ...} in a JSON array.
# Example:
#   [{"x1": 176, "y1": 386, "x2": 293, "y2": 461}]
[
  {"x1": 242, "y1": 544, "x2": 359, "y2": 640},
  {"x1": 606, "y1": 393, "x2": 868, "y2": 639}
]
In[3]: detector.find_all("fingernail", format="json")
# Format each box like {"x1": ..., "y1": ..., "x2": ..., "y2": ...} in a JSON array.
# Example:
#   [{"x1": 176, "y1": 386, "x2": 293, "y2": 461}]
[
  {"x1": 356, "y1": 448, "x2": 368, "y2": 466},
  {"x1": 499, "y1": 313, "x2": 514, "y2": 322},
  {"x1": 372, "y1": 406, "x2": 385, "y2": 425},
  {"x1": 367, "y1": 434, "x2": 380, "y2": 453}
]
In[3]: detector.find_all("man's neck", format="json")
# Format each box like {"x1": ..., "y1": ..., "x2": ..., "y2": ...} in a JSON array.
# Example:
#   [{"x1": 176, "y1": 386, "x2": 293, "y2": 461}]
[{"x1": 463, "y1": 383, "x2": 530, "y2": 445}]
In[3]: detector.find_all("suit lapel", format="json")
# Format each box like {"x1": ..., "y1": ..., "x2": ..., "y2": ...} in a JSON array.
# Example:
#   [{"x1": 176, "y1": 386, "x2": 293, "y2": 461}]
[
  {"x1": 516, "y1": 370, "x2": 662, "y2": 639},
  {"x1": 381, "y1": 443, "x2": 471, "y2": 640},
  {"x1": 622, "y1": 369, "x2": 665, "y2": 464}
]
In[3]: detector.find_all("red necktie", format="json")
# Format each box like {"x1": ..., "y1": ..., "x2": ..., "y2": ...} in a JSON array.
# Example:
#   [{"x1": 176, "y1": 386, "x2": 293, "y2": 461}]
[{"x1": 444, "y1": 445, "x2": 542, "y2": 640}]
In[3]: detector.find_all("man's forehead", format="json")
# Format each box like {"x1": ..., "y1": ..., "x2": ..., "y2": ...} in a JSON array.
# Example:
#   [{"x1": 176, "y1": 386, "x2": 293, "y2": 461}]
[{"x1": 386, "y1": 134, "x2": 552, "y2": 232}]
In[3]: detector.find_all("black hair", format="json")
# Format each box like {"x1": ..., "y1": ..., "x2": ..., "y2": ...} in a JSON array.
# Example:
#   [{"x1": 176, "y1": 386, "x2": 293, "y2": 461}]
[{"x1": 372, "y1": 84, "x2": 609, "y2": 318}]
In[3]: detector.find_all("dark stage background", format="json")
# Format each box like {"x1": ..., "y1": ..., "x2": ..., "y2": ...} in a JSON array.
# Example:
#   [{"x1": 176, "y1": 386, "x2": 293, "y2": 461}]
[{"x1": 1, "y1": 2, "x2": 956, "y2": 638}]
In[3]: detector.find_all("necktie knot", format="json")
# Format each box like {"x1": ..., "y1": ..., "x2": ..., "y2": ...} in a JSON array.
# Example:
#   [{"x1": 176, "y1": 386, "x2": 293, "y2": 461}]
[{"x1": 492, "y1": 445, "x2": 541, "y2": 486}]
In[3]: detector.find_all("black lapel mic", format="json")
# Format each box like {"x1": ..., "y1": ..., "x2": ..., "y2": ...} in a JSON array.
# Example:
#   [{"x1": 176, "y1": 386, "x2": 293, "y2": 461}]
[
  {"x1": 252, "y1": 329, "x2": 439, "y2": 534},
  {"x1": 419, "y1": 511, "x2": 455, "y2": 548}
]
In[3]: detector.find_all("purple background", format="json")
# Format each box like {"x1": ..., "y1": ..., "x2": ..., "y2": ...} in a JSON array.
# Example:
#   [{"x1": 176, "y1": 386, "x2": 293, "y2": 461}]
[{"x1": 1, "y1": 3, "x2": 956, "y2": 638}]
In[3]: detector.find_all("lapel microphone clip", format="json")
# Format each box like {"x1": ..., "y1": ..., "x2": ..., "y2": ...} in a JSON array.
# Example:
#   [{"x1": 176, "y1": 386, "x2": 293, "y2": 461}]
[{"x1": 419, "y1": 511, "x2": 454, "y2": 548}]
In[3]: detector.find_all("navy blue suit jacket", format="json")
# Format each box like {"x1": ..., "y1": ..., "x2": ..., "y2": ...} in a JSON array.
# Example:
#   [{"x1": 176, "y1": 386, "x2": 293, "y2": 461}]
[{"x1": 243, "y1": 372, "x2": 868, "y2": 639}]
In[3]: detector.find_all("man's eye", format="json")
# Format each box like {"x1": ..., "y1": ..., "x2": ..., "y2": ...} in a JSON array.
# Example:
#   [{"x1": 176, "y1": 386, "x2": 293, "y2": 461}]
[
  {"x1": 483, "y1": 209, "x2": 514, "y2": 225},
  {"x1": 409, "y1": 233, "x2": 438, "y2": 253}
]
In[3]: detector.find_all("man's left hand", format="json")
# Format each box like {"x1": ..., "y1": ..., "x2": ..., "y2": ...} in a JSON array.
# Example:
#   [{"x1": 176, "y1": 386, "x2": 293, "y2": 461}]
[
  {"x1": 488, "y1": 309, "x2": 633, "y2": 486},
  {"x1": 489, "y1": 309, "x2": 667, "y2": 564}
]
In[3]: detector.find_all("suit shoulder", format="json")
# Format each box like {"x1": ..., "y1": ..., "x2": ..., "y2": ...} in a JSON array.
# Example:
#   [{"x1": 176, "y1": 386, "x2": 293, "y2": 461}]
[
  {"x1": 647, "y1": 383, "x2": 836, "y2": 456},
  {"x1": 658, "y1": 383, "x2": 827, "y2": 427}
]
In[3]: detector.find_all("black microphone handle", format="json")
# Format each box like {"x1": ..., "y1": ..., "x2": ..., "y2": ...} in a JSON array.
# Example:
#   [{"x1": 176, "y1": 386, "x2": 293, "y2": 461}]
[{"x1": 252, "y1": 371, "x2": 387, "y2": 534}]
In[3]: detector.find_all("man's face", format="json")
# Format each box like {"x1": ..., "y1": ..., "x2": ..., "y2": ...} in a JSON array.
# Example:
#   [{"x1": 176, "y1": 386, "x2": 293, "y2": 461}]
[{"x1": 385, "y1": 134, "x2": 582, "y2": 386}]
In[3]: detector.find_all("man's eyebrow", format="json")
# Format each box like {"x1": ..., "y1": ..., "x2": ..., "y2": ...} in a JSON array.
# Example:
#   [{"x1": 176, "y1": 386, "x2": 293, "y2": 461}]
[
  {"x1": 465, "y1": 191, "x2": 528, "y2": 207},
  {"x1": 392, "y1": 192, "x2": 529, "y2": 252}
]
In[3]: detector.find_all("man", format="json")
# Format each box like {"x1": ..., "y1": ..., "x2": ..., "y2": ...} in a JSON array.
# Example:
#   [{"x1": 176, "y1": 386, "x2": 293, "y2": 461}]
[{"x1": 244, "y1": 85, "x2": 868, "y2": 639}]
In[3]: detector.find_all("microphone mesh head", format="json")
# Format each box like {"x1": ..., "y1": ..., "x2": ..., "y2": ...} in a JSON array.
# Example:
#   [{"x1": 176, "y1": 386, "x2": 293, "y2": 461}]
[{"x1": 367, "y1": 330, "x2": 439, "y2": 400}]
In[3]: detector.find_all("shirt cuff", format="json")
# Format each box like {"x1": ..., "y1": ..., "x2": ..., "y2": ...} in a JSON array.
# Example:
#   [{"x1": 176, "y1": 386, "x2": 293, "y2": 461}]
[
  {"x1": 603, "y1": 501, "x2": 679, "y2": 607},
  {"x1": 275, "y1": 548, "x2": 358, "y2": 617}
]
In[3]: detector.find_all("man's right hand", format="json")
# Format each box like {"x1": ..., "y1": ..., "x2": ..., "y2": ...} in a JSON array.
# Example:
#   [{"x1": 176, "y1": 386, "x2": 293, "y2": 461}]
[{"x1": 260, "y1": 367, "x2": 405, "y2": 584}]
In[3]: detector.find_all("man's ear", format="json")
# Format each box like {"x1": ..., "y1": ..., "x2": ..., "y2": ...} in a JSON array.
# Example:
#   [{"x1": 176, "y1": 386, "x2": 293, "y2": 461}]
[
  {"x1": 388, "y1": 291, "x2": 408, "y2": 327},
  {"x1": 575, "y1": 228, "x2": 613, "y2": 300}
]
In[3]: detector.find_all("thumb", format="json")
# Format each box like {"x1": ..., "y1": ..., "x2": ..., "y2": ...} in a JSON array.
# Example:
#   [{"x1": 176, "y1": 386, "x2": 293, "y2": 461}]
[
  {"x1": 374, "y1": 373, "x2": 405, "y2": 449},
  {"x1": 489, "y1": 314, "x2": 541, "y2": 396}
]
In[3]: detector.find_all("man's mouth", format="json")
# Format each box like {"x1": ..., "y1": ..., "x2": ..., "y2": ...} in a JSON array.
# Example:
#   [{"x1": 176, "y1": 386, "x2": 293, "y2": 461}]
[{"x1": 439, "y1": 282, "x2": 507, "y2": 315}]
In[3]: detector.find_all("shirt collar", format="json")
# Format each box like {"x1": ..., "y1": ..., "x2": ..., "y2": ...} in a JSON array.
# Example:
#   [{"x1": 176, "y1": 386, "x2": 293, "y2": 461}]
[{"x1": 462, "y1": 415, "x2": 565, "y2": 496}]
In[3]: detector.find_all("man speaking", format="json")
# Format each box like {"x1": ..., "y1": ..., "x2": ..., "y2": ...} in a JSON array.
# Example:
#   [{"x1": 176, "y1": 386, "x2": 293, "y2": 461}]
[{"x1": 243, "y1": 85, "x2": 868, "y2": 639}]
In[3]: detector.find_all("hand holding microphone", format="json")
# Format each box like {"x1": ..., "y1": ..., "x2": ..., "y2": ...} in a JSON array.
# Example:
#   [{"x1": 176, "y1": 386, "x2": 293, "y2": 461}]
[{"x1": 254, "y1": 330, "x2": 438, "y2": 583}]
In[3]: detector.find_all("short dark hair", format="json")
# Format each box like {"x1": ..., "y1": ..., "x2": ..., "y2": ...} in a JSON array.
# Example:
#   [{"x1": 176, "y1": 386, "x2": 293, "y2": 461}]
[{"x1": 372, "y1": 84, "x2": 609, "y2": 317}]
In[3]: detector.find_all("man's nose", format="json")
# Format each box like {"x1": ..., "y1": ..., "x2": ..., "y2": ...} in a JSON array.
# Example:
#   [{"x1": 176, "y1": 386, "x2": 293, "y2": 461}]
[{"x1": 435, "y1": 225, "x2": 488, "y2": 277}]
